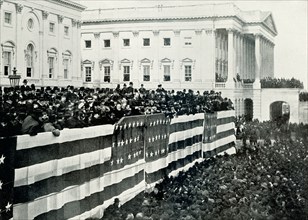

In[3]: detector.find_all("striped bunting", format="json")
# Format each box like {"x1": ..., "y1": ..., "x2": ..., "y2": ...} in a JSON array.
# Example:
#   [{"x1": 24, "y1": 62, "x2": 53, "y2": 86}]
[
  {"x1": 13, "y1": 125, "x2": 114, "y2": 220},
  {"x1": 9, "y1": 110, "x2": 236, "y2": 219},
  {"x1": 145, "y1": 113, "x2": 204, "y2": 187}
]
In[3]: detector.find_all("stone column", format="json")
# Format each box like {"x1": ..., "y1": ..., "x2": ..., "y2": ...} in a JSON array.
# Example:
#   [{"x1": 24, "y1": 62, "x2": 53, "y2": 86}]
[
  {"x1": 172, "y1": 30, "x2": 181, "y2": 83},
  {"x1": 15, "y1": 3, "x2": 23, "y2": 78},
  {"x1": 152, "y1": 30, "x2": 160, "y2": 84},
  {"x1": 112, "y1": 31, "x2": 120, "y2": 83},
  {"x1": 194, "y1": 29, "x2": 202, "y2": 82},
  {"x1": 41, "y1": 11, "x2": 49, "y2": 80},
  {"x1": 93, "y1": 32, "x2": 100, "y2": 86},
  {"x1": 57, "y1": 15, "x2": 64, "y2": 80},
  {"x1": 226, "y1": 29, "x2": 234, "y2": 87},
  {"x1": 254, "y1": 34, "x2": 261, "y2": 87}
]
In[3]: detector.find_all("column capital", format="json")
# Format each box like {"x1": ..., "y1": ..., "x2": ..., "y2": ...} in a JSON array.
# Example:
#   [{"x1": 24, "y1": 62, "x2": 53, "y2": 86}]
[
  {"x1": 153, "y1": 30, "x2": 160, "y2": 36},
  {"x1": 15, "y1": 3, "x2": 23, "y2": 14},
  {"x1": 58, "y1": 15, "x2": 64, "y2": 23},
  {"x1": 195, "y1": 29, "x2": 203, "y2": 35},
  {"x1": 254, "y1": 33, "x2": 262, "y2": 39},
  {"x1": 0, "y1": 0, "x2": 4, "y2": 7},
  {"x1": 204, "y1": 29, "x2": 212, "y2": 35},
  {"x1": 227, "y1": 28, "x2": 236, "y2": 33},
  {"x1": 42, "y1": 11, "x2": 49, "y2": 20},
  {"x1": 113, "y1": 31, "x2": 119, "y2": 38},
  {"x1": 132, "y1": 31, "x2": 139, "y2": 37},
  {"x1": 173, "y1": 30, "x2": 180, "y2": 36},
  {"x1": 94, "y1": 32, "x2": 100, "y2": 39},
  {"x1": 72, "y1": 19, "x2": 77, "y2": 27},
  {"x1": 76, "y1": 20, "x2": 82, "y2": 28}
]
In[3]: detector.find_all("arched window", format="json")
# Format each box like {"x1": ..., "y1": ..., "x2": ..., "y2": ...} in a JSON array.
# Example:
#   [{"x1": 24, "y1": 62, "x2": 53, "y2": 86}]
[{"x1": 26, "y1": 44, "x2": 34, "y2": 77}]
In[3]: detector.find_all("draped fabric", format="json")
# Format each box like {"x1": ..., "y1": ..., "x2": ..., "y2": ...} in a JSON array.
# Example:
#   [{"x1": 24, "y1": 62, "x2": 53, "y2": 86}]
[{"x1": 1, "y1": 111, "x2": 235, "y2": 219}]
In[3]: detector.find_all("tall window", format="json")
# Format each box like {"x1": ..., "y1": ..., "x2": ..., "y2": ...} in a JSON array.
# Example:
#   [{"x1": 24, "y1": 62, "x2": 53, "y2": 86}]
[
  {"x1": 123, "y1": 66, "x2": 130, "y2": 81},
  {"x1": 163, "y1": 65, "x2": 171, "y2": 81},
  {"x1": 123, "y1": 39, "x2": 130, "y2": 47},
  {"x1": 104, "y1": 66, "x2": 111, "y2": 82},
  {"x1": 4, "y1": 12, "x2": 11, "y2": 24},
  {"x1": 184, "y1": 65, "x2": 192, "y2": 82},
  {"x1": 48, "y1": 57, "x2": 54, "y2": 78},
  {"x1": 164, "y1": 38, "x2": 171, "y2": 46},
  {"x1": 49, "y1": 22, "x2": 55, "y2": 33},
  {"x1": 3, "y1": 52, "x2": 11, "y2": 76},
  {"x1": 63, "y1": 59, "x2": 69, "y2": 79},
  {"x1": 104, "y1": 40, "x2": 110, "y2": 48},
  {"x1": 26, "y1": 44, "x2": 34, "y2": 77},
  {"x1": 85, "y1": 67, "x2": 91, "y2": 82},
  {"x1": 143, "y1": 38, "x2": 150, "y2": 46},
  {"x1": 143, "y1": 65, "x2": 150, "y2": 81}
]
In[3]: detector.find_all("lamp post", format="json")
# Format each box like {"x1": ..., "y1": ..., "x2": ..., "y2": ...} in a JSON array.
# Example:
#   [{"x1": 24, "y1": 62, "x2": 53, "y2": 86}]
[{"x1": 9, "y1": 67, "x2": 21, "y2": 87}]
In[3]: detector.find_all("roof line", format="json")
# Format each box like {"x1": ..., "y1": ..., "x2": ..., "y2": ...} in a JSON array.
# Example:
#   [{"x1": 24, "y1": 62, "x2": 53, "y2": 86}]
[{"x1": 49, "y1": 0, "x2": 86, "y2": 11}]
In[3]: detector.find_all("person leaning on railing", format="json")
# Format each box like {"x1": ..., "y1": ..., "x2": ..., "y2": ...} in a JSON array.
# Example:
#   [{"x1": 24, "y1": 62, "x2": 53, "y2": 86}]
[{"x1": 0, "y1": 84, "x2": 233, "y2": 137}]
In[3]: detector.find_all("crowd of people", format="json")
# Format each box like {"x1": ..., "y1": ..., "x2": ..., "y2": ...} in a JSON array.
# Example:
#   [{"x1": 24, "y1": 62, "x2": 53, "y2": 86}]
[
  {"x1": 0, "y1": 81, "x2": 233, "y2": 137},
  {"x1": 100, "y1": 121, "x2": 308, "y2": 220},
  {"x1": 299, "y1": 92, "x2": 308, "y2": 102},
  {"x1": 260, "y1": 77, "x2": 304, "y2": 89}
]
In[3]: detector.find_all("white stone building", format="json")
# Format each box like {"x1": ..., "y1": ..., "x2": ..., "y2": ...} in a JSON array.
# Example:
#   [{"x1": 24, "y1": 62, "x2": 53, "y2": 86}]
[
  {"x1": 0, "y1": 0, "x2": 86, "y2": 87},
  {"x1": 81, "y1": 3, "x2": 276, "y2": 91}
]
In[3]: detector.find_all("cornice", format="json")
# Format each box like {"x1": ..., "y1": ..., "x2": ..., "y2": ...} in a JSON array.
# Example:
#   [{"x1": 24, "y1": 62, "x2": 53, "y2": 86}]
[{"x1": 49, "y1": 0, "x2": 86, "y2": 11}]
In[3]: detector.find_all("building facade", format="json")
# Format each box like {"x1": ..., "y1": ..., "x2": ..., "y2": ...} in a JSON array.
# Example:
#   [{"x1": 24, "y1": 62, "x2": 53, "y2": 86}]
[
  {"x1": 0, "y1": 0, "x2": 85, "y2": 87},
  {"x1": 81, "y1": 3, "x2": 276, "y2": 92}
]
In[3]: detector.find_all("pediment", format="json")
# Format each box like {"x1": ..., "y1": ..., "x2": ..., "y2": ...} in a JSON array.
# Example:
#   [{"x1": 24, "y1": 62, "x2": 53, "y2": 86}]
[
  {"x1": 120, "y1": 58, "x2": 131, "y2": 63},
  {"x1": 263, "y1": 14, "x2": 277, "y2": 34},
  {"x1": 140, "y1": 58, "x2": 151, "y2": 63},
  {"x1": 83, "y1": 59, "x2": 92, "y2": 64},
  {"x1": 161, "y1": 58, "x2": 172, "y2": 63},
  {"x1": 100, "y1": 58, "x2": 113, "y2": 64},
  {"x1": 182, "y1": 58, "x2": 193, "y2": 63}
]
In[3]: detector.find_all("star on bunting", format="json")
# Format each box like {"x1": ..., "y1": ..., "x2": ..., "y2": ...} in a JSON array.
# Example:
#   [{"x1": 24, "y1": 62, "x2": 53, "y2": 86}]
[
  {"x1": 5, "y1": 202, "x2": 12, "y2": 212},
  {"x1": 0, "y1": 180, "x2": 3, "y2": 189},
  {"x1": 128, "y1": 154, "x2": 132, "y2": 160},
  {"x1": 0, "y1": 154, "x2": 5, "y2": 164}
]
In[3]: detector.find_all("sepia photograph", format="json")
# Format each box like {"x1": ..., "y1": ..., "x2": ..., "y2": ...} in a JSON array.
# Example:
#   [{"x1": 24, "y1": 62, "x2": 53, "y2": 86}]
[{"x1": 0, "y1": 0, "x2": 307, "y2": 219}]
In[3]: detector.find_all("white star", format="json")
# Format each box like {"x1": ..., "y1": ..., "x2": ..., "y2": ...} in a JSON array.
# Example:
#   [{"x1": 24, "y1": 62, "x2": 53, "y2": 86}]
[
  {"x1": 155, "y1": 135, "x2": 158, "y2": 140},
  {"x1": 140, "y1": 122, "x2": 143, "y2": 126},
  {"x1": 0, "y1": 155, "x2": 5, "y2": 164},
  {"x1": 117, "y1": 142, "x2": 121, "y2": 147},
  {"x1": 133, "y1": 153, "x2": 136, "y2": 158},
  {"x1": 150, "y1": 122, "x2": 153, "y2": 127},
  {"x1": 120, "y1": 157, "x2": 123, "y2": 164},
  {"x1": 155, "y1": 151, "x2": 158, "y2": 156},
  {"x1": 125, "y1": 139, "x2": 128, "y2": 145},
  {"x1": 137, "y1": 136, "x2": 140, "y2": 141},
  {"x1": 139, "y1": 150, "x2": 142, "y2": 155},
  {"x1": 128, "y1": 123, "x2": 131, "y2": 128},
  {"x1": 110, "y1": 160, "x2": 114, "y2": 166},
  {"x1": 148, "y1": 138, "x2": 151, "y2": 143},
  {"x1": 156, "y1": 119, "x2": 159, "y2": 124},
  {"x1": 117, "y1": 158, "x2": 120, "y2": 164},
  {"x1": 0, "y1": 180, "x2": 3, "y2": 189},
  {"x1": 5, "y1": 202, "x2": 12, "y2": 212},
  {"x1": 158, "y1": 135, "x2": 161, "y2": 140},
  {"x1": 150, "y1": 152, "x2": 154, "y2": 157},
  {"x1": 161, "y1": 149, "x2": 165, "y2": 154},
  {"x1": 128, "y1": 154, "x2": 132, "y2": 160},
  {"x1": 146, "y1": 152, "x2": 149, "y2": 157},
  {"x1": 136, "y1": 122, "x2": 139, "y2": 127},
  {"x1": 132, "y1": 122, "x2": 136, "y2": 127},
  {"x1": 123, "y1": 123, "x2": 127, "y2": 129},
  {"x1": 119, "y1": 126, "x2": 123, "y2": 130},
  {"x1": 152, "y1": 137, "x2": 155, "y2": 142},
  {"x1": 134, "y1": 137, "x2": 137, "y2": 142},
  {"x1": 112, "y1": 142, "x2": 116, "y2": 148},
  {"x1": 153, "y1": 121, "x2": 156, "y2": 126},
  {"x1": 129, "y1": 138, "x2": 133, "y2": 143},
  {"x1": 160, "y1": 119, "x2": 162, "y2": 124},
  {"x1": 120, "y1": 140, "x2": 125, "y2": 146}
]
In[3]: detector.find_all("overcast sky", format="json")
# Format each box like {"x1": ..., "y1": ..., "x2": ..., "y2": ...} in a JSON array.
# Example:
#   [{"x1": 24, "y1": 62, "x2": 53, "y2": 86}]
[{"x1": 76, "y1": 0, "x2": 308, "y2": 89}]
